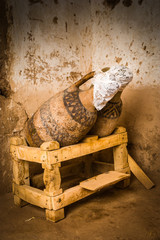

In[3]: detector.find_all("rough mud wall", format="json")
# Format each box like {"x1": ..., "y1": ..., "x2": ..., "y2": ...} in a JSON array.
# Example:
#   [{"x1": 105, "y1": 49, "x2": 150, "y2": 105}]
[
  {"x1": 7, "y1": 0, "x2": 93, "y2": 117},
  {"x1": 0, "y1": 0, "x2": 11, "y2": 97},
  {"x1": 0, "y1": 0, "x2": 28, "y2": 194},
  {"x1": 0, "y1": 0, "x2": 159, "y2": 193},
  {"x1": 90, "y1": 0, "x2": 160, "y2": 175}
]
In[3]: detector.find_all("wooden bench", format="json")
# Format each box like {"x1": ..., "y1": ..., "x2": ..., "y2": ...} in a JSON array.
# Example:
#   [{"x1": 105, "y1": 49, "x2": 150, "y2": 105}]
[{"x1": 10, "y1": 126, "x2": 133, "y2": 222}]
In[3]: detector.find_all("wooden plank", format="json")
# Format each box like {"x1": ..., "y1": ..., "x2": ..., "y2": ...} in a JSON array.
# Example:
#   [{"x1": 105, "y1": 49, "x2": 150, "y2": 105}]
[
  {"x1": 13, "y1": 183, "x2": 52, "y2": 209},
  {"x1": 48, "y1": 132, "x2": 128, "y2": 164},
  {"x1": 10, "y1": 145, "x2": 47, "y2": 163},
  {"x1": 92, "y1": 161, "x2": 114, "y2": 173},
  {"x1": 128, "y1": 154, "x2": 155, "y2": 189},
  {"x1": 40, "y1": 141, "x2": 60, "y2": 151},
  {"x1": 80, "y1": 171, "x2": 130, "y2": 191},
  {"x1": 52, "y1": 185, "x2": 95, "y2": 210}
]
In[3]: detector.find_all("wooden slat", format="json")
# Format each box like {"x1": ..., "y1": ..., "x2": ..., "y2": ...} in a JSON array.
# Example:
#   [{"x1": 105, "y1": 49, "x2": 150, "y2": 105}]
[
  {"x1": 48, "y1": 132, "x2": 128, "y2": 164},
  {"x1": 80, "y1": 171, "x2": 130, "y2": 191},
  {"x1": 10, "y1": 145, "x2": 47, "y2": 163},
  {"x1": 52, "y1": 185, "x2": 95, "y2": 210},
  {"x1": 13, "y1": 183, "x2": 52, "y2": 209},
  {"x1": 128, "y1": 154, "x2": 155, "y2": 189}
]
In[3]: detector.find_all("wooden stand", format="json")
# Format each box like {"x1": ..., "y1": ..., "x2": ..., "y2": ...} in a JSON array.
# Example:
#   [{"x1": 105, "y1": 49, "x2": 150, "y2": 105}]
[{"x1": 10, "y1": 127, "x2": 136, "y2": 222}]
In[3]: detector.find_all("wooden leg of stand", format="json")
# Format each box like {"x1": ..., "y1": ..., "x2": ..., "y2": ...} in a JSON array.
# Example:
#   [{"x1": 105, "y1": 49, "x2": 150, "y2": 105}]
[
  {"x1": 43, "y1": 163, "x2": 62, "y2": 196},
  {"x1": 10, "y1": 137, "x2": 29, "y2": 207},
  {"x1": 113, "y1": 143, "x2": 129, "y2": 171},
  {"x1": 46, "y1": 209, "x2": 65, "y2": 222},
  {"x1": 113, "y1": 143, "x2": 130, "y2": 188},
  {"x1": 43, "y1": 163, "x2": 64, "y2": 222},
  {"x1": 41, "y1": 141, "x2": 64, "y2": 222}
]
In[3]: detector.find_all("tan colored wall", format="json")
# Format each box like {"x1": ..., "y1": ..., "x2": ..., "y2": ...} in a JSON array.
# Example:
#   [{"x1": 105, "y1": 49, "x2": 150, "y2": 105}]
[
  {"x1": 7, "y1": 0, "x2": 93, "y2": 116},
  {"x1": 90, "y1": 0, "x2": 160, "y2": 175},
  {"x1": 0, "y1": 0, "x2": 159, "y2": 193},
  {"x1": 120, "y1": 87, "x2": 160, "y2": 172}
]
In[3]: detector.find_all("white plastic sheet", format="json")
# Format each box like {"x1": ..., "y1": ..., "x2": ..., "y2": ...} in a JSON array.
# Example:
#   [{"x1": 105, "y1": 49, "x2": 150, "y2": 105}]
[{"x1": 92, "y1": 66, "x2": 133, "y2": 111}]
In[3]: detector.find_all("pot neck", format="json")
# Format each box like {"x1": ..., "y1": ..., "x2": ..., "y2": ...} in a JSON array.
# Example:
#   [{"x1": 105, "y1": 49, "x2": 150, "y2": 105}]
[
  {"x1": 79, "y1": 85, "x2": 95, "y2": 112},
  {"x1": 109, "y1": 91, "x2": 122, "y2": 103}
]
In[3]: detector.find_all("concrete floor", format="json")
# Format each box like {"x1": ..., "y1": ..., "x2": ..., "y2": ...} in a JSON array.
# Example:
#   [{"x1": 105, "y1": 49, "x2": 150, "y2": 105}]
[{"x1": 0, "y1": 176, "x2": 160, "y2": 240}]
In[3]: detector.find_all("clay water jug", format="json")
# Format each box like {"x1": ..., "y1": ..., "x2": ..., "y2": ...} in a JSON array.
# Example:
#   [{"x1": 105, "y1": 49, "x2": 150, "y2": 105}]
[{"x1": 25, "y1": 80, "x2": 97, "y2": 147}]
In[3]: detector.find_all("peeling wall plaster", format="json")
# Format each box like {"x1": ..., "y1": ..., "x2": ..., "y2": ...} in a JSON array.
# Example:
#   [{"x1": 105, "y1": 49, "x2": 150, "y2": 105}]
[
  {"x1": 91, "y1": 0, "x2": 160, "y2": 87},
  {"x1": 7, "y1": 0, "x2": 93, "y2": 116}
]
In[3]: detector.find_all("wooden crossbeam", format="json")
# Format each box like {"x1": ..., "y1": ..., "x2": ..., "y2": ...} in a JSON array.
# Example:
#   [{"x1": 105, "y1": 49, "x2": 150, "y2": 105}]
[
  {"x1": 52, "y1": 185, "x2": 95, "y2": 210},
  {"x1": 10, "y1": 145, "x2": 47, "y2": 164},
  {"x1": 48, "y1": 132, "x2": 128, "y2": 164},
  {"x1": 13, "y1": 183, "x2": 52, "y2": 209},
  {"x1": 10, "y1": 132, "x2": 127, "y2": 164}
]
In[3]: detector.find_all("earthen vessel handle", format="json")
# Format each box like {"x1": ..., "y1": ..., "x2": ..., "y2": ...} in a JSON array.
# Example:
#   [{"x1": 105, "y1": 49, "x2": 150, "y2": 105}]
[{"x1": 75, "y1": 67, "x2": 110, "y2": 88}]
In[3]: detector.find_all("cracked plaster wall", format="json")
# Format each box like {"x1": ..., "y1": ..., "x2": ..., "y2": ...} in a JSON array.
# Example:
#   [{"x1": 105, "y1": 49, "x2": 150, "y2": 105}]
[{"x1": 0, "y1": 0, "x2": 159, "y2": 193}]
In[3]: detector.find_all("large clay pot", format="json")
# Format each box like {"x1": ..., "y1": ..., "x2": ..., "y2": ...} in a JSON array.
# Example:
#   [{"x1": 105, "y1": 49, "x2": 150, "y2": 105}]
[
  {"x1": 25, "y1": 84, "x2": 97, "y2": 147},
  {"x1": 25, "y1": 67, "x2": 110, "y2": 147},
  {"x1": 90, "y1": 91, "x2": 122, "y2": 137}
]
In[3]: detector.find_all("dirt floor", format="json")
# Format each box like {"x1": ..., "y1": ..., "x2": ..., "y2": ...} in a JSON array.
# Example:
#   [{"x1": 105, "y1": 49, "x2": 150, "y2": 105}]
[{"x1": 0, "y1": 176, "x2": 160, "y2": 240}]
